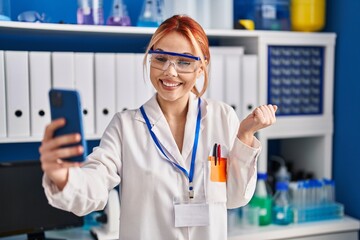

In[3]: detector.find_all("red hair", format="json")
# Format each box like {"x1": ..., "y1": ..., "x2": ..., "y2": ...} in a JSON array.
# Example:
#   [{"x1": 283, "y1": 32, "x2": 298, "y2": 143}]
[{"x1": 144, "y1": 15, "x2": 210, "y2": 97}]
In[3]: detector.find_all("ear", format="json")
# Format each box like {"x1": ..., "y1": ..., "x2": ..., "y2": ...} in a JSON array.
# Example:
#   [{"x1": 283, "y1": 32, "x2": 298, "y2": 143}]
[{"x1": 196, "y1": 60, "x2": 207, "y2": 79}]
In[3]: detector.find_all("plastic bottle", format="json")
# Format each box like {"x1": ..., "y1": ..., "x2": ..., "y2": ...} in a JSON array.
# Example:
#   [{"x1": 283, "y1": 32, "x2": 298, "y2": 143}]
[
  {"x1": 249, "y1": 172, "x2": 272, "y2": 226},
  {"x1": 272, "y1": 181, "x2": 292, "y2": 225},
  {"x1": 77, "y1": 0, "x2": 104, "y2": 25}
]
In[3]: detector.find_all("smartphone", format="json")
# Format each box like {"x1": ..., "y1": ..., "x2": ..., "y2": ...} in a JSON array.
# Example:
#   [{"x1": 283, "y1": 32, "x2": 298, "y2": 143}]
[{"x1": 49, "y1": 89, "x2": 87, "y2": 162}]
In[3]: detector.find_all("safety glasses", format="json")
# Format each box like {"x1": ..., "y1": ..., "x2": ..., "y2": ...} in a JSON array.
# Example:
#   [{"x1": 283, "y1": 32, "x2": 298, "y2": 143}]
[{"x1": 149, "y1": 50, "x2": 201, "y2": 74}]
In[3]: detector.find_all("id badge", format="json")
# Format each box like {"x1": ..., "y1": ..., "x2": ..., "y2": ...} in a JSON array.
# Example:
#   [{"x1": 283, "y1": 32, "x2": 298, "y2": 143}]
[{"x1": 174, "y1": 199, "x2": 210, "y2": 227}]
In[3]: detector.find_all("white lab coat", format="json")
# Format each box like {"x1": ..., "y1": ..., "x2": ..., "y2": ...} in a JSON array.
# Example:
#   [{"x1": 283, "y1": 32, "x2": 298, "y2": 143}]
[{"x1": 43, "y1": 93, "x2": 261, "y2": 240}]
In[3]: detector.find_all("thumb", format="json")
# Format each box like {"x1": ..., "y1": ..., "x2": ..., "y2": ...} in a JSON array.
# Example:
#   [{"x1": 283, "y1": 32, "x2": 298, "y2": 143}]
[{"x1": 273, "y1": 105, "x2": 278, "y2": 112}]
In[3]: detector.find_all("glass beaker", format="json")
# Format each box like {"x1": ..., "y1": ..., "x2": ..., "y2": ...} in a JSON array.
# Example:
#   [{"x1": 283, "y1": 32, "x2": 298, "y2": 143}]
[
  {"x1": 107, "y1": 0, "x2": 131, "y2": 26},
  {"x1": 137, "y1": 0, "x2": 164, "y2": 27}
]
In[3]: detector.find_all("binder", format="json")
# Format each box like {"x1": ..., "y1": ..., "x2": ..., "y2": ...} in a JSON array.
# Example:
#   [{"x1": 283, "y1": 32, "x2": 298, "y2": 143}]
[
  {"x1": 242, "y1": 55, "x2": 258, "y2": 119},
  {"x1": 224, "y1": 48, "x2": 244, "y2": 118},
  {"x1": 209, "y1": 47, "x2": 244, "y2": 117},
  {"x1": 134, "y1": 54, "x2": 154, "y2": 108},
  {"x1": 5, "y1": 51, "x2": 30, "y2": 137},
  {"x1": 94, "y1": 53, "x2": 116, "y2": 135},
  {"x1": 29, "y1": 51, "x2": 51, "y2": 137},
  {"x1": 0, "y1": 51, "x2": 6, "y2": 137},
  {"x1": 115, "y1": 53, "x2": 136, "y2": 112},
  {"x1": 208, "y1": 49, "x2": 225, "y2": 102},
  {"x1": 74, "y1": 52, "x2": 95, "y2": 136},
  {"x1": 52, "y1": 52, "x2": 75, "y2": 89}
]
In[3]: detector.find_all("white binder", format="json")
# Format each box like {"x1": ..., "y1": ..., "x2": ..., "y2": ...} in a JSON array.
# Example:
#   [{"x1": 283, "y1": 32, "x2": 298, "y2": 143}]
[
  {"x1": 242, "y1": 55, "x2": 258, "y2": 119},
  {"x1": 0, "y1": 51, "x2": 6, "y2": 137},
  {"x1": 116, "y1": 53, "x2": 136, "y2": 112},
  {"x1": 74, "y1": 52, "x2": 95, "y2": 136},
  {"x1": 208, "y1": 49, "x2": 225, "y2": 102},
  {"x1": 29, "y1": 52, "x2": 51, "y2": 137},
  {"x1": 224, "y1": 49, "x2": 243, "y2": 118},
  {"x1": 52, "y1": 52, "x2": 75, "y2": 89},
  {"x1": 94, "y1": 53, "x2": 116, "y2": 135},
  {"x1": 134, "y1": 54, "x2": 154, "y2": 108},
  {"x1": 5, "y1": 51, "x2": 30, "y2": 137},
  {"x1": 210, "y1": 47, "x2": 244, "y2": 117}
]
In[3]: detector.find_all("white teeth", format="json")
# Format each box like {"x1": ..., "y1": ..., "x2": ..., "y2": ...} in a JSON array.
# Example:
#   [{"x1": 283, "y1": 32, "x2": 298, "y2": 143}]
[{"x1": 162, "y1": 81, "x2": 180, "y2": 87}]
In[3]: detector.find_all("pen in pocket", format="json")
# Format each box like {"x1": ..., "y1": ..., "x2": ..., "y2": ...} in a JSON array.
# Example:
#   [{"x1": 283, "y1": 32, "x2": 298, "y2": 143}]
[{"x1": 213, "y1": 143, "x2": 217, "y2": 166}]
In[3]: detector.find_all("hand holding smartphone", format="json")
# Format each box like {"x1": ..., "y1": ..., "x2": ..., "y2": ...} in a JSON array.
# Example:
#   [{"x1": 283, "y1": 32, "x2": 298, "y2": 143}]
[{"x1": 49, "y1": 89, "x2": 87, "y2": 162}]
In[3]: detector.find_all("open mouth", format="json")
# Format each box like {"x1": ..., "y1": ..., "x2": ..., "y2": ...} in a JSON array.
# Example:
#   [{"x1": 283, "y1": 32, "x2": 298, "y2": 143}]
[{"x1": 160, "y1": 80, "x2": 182, "y2": 87}]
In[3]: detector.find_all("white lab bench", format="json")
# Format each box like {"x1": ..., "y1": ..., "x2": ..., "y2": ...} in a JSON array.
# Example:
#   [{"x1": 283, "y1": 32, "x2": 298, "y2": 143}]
[
  {"x1": 228, "y1": 216, "x2": 360, "y2": 240},
  {"x1": 1, "y1": 216, "x2": 359, "y2": 240}
]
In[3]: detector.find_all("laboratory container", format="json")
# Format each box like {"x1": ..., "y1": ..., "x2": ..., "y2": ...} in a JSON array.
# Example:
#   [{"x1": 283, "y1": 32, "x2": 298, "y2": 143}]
[
  {"x1": 77, "y1": 0, "x2": 104, "y2": 25},
  {"x1": 291, "y1": 0, "x2": 325, "y2": 32},
  {"x1": 254, "y1": 0, "x2": 290, "y2": 30},
  {"x1": 249, "y1": 172, "x2": 272, "y2": 226},
  {"x1": 272, "y1": 181, "x2": 293, "y2": 225},
  {"x1": 0, "y1": 0, "x2": 11, "y2": 21}
]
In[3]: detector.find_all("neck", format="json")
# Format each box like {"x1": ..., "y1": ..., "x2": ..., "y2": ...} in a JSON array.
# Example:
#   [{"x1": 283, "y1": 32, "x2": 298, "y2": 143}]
[{"x1": 157, "y1": 94, "x2": 190, "y2": 121}]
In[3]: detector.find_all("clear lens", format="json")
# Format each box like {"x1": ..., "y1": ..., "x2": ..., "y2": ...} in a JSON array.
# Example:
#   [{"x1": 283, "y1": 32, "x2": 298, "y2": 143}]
[{"x1": 150, "y1": 53, "x2": 198, "y2": 73}]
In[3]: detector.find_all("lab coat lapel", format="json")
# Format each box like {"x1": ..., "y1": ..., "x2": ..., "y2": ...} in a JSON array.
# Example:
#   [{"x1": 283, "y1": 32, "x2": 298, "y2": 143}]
[
  {"x1": 181, "y1": 93, "x2": 206, "y2": 162},
  {"x1": 135, "y1": 94, "x2": 185, "y2": 167}
]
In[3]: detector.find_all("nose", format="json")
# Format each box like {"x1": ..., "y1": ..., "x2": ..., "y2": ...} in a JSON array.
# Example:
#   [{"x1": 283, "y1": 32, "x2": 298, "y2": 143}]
[{"x1": 163, "y1": 60, "x2": 178, "y2": 77}]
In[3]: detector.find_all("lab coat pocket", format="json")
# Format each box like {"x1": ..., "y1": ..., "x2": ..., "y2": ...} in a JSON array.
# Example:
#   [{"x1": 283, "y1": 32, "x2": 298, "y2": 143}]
[{"x1": 204, "y1": 160, "x2": 227, "y2": 203}]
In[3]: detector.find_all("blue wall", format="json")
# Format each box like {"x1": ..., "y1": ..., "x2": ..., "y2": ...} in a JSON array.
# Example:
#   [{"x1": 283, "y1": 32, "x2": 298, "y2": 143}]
[
  {"x1": 8, "y1": 0, "x2": 142, "y2": 26},
  {"x1": 2, "y1": 0, "x2": 360, "y2": 220},
  {"x1": 325, "y1": 0, "x2": 360, "y2": 220}
]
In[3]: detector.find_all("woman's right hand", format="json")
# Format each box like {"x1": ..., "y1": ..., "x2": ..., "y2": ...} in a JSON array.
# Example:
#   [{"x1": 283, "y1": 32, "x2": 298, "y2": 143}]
[{"x1": 39, "y1": 118, "x2": 84, "y2": 191}]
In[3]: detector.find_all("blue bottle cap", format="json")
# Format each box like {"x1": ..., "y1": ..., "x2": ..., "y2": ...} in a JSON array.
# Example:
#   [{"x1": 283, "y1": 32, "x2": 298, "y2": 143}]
[
  {"x1": 257, "y1": 172, "x2": 268, "y2": 180},
  {"x1": 276, "y1": 181, "x2": 289, "y2": 191}
]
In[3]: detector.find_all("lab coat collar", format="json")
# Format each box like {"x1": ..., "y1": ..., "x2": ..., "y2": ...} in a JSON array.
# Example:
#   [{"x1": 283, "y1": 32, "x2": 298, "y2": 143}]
[{"x1": 134, "y1": 92, "x2": 208, "y2": 167}]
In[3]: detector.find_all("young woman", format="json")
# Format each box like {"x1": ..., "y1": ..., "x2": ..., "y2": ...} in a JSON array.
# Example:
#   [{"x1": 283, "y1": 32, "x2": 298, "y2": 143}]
[{"x1": 39, "y1": 15, "x2": 277, "y2": 239}]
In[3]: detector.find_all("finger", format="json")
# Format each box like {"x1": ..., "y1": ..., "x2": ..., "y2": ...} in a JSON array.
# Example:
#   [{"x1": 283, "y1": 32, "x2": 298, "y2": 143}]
[
  {"x1": 56, "y1": 159, "x2": 82, "y2": 169},
  {"x1": 267, "y1": 104, "x2": 277, "y2": 124},
  {"x1": 259, "y1": 105, "x2": 272, "y2": 124},
  {"x1": 45, "y1": 146, "x2": 84, "y2": 161},
  {"x1": 42, "y1": 160, "x2": 81, "y2": 172},
  {"x1": 273, "y1": 104, "x2": 278, "y2": 112},
  {"x1": 43, "y1": 118, "x2": 66, "y2": 142},
  {"x1": 253, "y1": 107, "x2": 264, "y2": 121},
  {"x1": 40, "y1": 133, "x2": 81, "y2": 153}
]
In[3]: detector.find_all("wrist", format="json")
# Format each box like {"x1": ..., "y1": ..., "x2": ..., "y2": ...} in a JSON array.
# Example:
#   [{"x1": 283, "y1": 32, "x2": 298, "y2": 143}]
[{"x1": 237, "y1": 131, "x2": 255, "y2": 147}]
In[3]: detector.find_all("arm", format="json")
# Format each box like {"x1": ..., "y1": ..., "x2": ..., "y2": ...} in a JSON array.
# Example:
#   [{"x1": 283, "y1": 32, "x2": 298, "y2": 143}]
[
  {"x1": 41, "y1": 115, "x2": 122, "y2": 216},
  {"x1": 227, "y1": 104, "x2": 277, "y2": 208}
]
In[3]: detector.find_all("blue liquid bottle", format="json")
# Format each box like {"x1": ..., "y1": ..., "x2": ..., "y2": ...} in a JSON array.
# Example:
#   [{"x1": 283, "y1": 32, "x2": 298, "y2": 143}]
[{"x1": 272, "y1": 181, "x2": 292, "y2": 225}]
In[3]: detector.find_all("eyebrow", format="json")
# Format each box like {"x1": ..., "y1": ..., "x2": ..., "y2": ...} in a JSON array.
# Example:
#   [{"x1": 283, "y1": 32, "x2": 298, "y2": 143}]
[{"x1": 150, "y1": 49, "x2": 201, "y2": 61}]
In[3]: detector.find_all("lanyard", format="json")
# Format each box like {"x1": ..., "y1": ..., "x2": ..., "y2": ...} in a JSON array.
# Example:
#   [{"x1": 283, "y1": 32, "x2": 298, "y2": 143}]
[{"x1": 140, "y1": 98, "x2": 202, "y2": 199}]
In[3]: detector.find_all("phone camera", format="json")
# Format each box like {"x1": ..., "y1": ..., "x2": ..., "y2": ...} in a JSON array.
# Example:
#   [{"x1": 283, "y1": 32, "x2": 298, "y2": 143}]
[{"x1": 50, "y1": 92, "x2": 63, "y2": 108}]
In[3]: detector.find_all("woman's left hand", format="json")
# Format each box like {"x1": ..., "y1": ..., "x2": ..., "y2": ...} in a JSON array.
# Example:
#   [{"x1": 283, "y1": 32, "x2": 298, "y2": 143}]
[{"x1": 237, "y1": 104, "x2": 278, "y2": 146}]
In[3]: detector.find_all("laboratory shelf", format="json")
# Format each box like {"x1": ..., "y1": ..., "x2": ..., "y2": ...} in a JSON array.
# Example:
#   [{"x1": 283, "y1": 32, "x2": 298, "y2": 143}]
[
  {"x1": 228, "y1": 216, "x2": 360, "y2": 240},
  {"x1": 0, "y1": 21, "x2": 336, "y2": 40}
]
